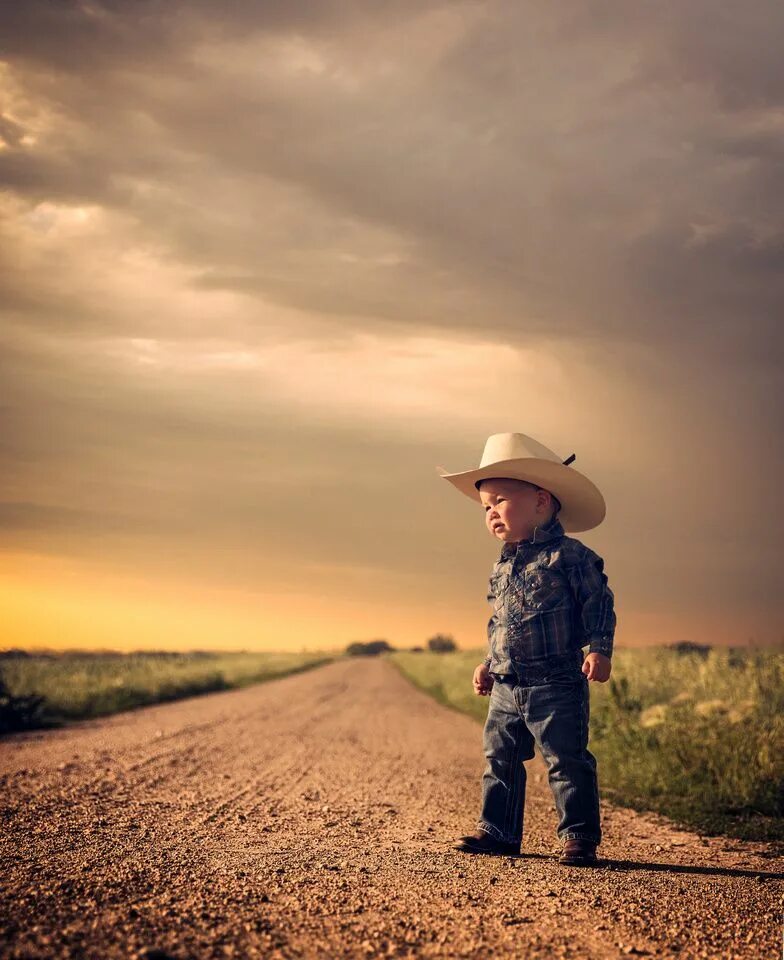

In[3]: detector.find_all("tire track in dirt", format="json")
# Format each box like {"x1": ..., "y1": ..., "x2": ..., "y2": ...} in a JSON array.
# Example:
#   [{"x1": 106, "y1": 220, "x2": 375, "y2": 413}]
[{"x1": 1, "y1": 656, "x2": 781, "y2": 959}]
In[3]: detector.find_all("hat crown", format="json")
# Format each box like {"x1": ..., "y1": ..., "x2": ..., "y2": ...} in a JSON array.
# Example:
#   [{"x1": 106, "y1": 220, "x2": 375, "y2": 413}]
[{"x1": 480, "y1": 432, "x2": 561, "y2": 468}]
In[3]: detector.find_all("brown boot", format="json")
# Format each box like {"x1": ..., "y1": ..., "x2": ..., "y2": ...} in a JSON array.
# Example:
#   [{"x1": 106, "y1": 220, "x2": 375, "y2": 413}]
[
  {"x1": 454, "y1": 830, "x2": 521, "y2": 856},
  {"x1": 558, "y1": 838, "x2": 598, "y2": 866}
]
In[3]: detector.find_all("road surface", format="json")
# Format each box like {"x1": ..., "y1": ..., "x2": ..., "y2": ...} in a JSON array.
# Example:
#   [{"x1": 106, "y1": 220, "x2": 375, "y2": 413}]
[{"x1": 1, "y1": 656, "x2": 781, "y2": 959}]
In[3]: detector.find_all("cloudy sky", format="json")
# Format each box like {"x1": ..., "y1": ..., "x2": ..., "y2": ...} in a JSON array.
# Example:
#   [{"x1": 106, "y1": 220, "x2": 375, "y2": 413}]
[{"x1": 1, "y1": 0, "x2": 782, "y2": 654}]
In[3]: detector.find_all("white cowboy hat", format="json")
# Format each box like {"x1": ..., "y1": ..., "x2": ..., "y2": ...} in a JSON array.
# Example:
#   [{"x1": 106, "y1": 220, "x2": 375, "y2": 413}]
[{"x1": 435, "y1": 432, "x2": 606, "y2": 533}]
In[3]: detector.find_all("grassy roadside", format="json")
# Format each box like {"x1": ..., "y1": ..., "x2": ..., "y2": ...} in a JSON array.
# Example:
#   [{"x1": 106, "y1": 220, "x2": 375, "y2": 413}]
[
  {"x1": 386, "y1": 647, "x2": 784, "y2": 844},
  {"x1": 0, "y1": 650, "x2": 335, "y2": 734}
]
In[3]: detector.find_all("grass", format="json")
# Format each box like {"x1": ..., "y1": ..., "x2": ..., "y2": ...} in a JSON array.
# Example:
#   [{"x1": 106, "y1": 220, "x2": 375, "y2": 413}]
[
  {"x1": 387, "y1": 646, "x2": 784, "y2": 844},
  {"x1": 0, "y1": 649, "x2": 334, "y2": 733}
]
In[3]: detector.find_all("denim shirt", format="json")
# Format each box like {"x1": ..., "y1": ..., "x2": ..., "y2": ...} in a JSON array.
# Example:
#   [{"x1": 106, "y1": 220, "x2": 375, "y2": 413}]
[{"x1": 482, "y1": 513, "x2": 616, "y2": 673}]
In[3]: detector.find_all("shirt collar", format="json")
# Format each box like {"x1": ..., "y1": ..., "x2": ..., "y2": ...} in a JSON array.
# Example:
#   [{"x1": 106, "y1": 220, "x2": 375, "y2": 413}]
[{"x1": 500, "y1": 513, "x2": 565, "y2": 558}]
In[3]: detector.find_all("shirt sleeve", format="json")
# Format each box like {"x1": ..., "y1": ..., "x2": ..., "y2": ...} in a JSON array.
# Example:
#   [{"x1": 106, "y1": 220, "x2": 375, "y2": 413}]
[
  {"x1": 482, "y1": 573, "x2": 496, "y2": 667},
  {"x1": 567, "y1": 546, "x2": 617, "y2": 658},
  {"x1": 482, "y1": 608, "x2": 496, "y2": 666}
]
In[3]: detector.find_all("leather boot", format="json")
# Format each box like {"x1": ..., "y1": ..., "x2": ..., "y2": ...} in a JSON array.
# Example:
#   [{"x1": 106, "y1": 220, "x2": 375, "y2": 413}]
[
  {"x1": 454, "y1": 830, "x2": 521, "y2": 856},
  {"x1": 558, "y1": 838, "x2": 598, "y2": 865}
]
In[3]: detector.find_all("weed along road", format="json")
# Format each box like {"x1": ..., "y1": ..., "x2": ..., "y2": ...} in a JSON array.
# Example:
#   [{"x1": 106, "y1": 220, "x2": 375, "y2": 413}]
[{"x1": 1, "y1": 657, "x2": 781, "y2": 960}]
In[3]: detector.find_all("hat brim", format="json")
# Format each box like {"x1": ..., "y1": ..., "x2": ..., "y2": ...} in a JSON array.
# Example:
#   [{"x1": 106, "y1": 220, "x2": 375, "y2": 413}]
[{"x1": 436, "y1": 458, "x2": 606, "y2": 533}]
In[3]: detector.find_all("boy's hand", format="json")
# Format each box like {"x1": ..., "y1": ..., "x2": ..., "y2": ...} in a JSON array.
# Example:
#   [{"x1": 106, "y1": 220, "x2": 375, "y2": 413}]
[
  {"x1": 582, "y1": 652, "x2": 611, "y2": 682},
  {"x1": 473, "y1": 663, "x2": 494, "y2": 696}
]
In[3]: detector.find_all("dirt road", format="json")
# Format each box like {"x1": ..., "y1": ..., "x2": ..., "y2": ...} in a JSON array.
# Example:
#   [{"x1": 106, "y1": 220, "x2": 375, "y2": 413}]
[{"x1": 1, "y1": 657, "x2": 781, "y2": 959}]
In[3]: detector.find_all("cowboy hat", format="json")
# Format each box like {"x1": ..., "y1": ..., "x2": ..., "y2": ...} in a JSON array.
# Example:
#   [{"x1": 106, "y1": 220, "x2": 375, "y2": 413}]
[{"x1": 435, "y1": 432, "x2": 606, "y2": 533}]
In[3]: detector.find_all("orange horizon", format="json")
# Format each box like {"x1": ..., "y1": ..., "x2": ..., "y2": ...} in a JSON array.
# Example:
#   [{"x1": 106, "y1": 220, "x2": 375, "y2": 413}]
[{"x1": 2, "y1": 550, "x2": 777, "y2": 657}]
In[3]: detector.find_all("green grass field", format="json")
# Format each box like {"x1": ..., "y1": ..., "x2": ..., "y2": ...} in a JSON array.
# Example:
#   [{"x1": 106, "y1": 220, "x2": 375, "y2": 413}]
[
  {"x1": 387, "y1": 646, "x2": 784, "y2": 844},
  {"x1": 0, "y1": 649, "x2": 334, "y2": 733}
]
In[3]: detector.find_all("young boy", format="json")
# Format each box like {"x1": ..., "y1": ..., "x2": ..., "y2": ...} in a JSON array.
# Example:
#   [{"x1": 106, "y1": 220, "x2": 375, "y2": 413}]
[{"x1": 436, "y1": 432, "x2": 616, "y2": 866}]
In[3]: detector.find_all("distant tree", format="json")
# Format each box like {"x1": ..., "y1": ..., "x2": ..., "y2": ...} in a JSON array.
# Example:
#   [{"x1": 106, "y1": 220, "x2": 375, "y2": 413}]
[
  {"x1": 427, "y1": 634, "x2": 456, "y2": 653},
  {"x1": 409, "y1": 646, "x2": 424, "y2": 653},
  {"x1": 668, "y1": 641, "x2": 712, "y2": 658},
  {"x1": 345, "y1": 639, "x2": 394, "y2": 657},
  {"x1": 0, "y1": 674, "x2": 48, "y2": 734}
]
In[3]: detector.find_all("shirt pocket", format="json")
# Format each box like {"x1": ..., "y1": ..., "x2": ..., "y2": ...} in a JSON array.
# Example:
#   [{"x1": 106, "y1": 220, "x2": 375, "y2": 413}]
[
  {"x1": 488, "y1": 569, "x2": 511, "y2": 603},
  {"x1": 523, "y1": 562, "x2": 570, "y2": 612}
]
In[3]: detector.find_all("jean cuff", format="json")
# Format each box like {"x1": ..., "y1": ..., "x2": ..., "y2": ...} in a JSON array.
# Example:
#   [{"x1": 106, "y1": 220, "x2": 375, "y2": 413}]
[
  {"x1": 477, "y1": 820, "x2": 517, "y2": 844},
  {"x1": 561, "y1": 832, "x2": 601, "y2": 843}
]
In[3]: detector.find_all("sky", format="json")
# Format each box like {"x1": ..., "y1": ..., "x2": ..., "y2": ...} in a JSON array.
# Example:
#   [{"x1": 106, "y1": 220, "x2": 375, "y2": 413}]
[{"x1": 1, "y1": 0, "x2": 782, "y2": 654}]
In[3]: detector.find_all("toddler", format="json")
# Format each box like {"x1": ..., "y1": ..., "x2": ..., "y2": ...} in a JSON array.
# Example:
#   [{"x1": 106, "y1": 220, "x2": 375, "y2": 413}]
[{"x1": 437, "y1": 432, "x2": 616, "y2": 866}]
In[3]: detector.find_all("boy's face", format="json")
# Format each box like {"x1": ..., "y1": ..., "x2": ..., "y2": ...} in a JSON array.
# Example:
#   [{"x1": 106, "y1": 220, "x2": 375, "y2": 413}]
[{"x1": 478, "y1": 478, "x2": 556, "y2": 544}]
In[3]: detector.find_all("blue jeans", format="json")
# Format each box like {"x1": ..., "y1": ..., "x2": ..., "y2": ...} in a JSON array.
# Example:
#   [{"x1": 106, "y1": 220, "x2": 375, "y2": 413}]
[{"x1": 477, "y1": 649, "x2": 601, "y2": 845}]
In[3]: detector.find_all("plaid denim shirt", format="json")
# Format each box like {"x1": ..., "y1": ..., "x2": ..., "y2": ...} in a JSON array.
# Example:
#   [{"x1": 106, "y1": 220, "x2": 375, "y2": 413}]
[{"x1": 482, "y1": 512, "x2": 616, "y2": 673}]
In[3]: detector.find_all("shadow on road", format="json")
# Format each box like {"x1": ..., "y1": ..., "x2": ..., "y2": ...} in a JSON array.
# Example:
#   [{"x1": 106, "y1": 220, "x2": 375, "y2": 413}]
[
  {"x1": 504, "y1": 852, "x2": 783, "y2": 880},
  {"x1": 595, "y1": 858, "x2": 784, "y2": 880}
]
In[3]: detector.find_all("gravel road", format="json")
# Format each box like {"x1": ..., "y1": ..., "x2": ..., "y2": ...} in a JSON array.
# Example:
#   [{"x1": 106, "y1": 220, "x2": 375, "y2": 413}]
[{"x1": 1, "y1": 656, "x2": 781, "y2": 959}]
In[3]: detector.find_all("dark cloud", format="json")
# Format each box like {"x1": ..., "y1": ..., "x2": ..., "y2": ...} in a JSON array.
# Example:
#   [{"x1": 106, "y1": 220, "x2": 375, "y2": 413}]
[
  {"x1": 0, "y1": 0, "x2": 433, "y2": 72},
  {"x1": 1, "y1": 0, "x2": 781, "y2": 363}
]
